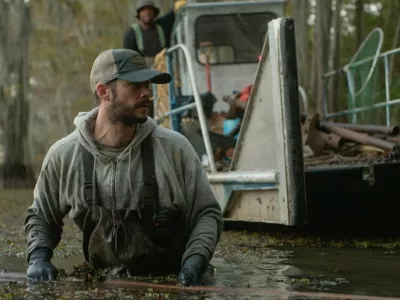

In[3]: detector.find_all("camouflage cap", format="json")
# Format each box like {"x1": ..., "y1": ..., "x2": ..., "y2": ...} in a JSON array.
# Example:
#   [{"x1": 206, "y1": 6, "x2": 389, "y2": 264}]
[{"x1": 89, "y1": 48, "x2": 171, "y2": 92}]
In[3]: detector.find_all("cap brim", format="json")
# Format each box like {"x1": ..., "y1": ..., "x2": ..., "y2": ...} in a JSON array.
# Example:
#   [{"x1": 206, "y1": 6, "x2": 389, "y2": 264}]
[{"x1": 118, "y1": 68, "x2": 171, "y2": 84}]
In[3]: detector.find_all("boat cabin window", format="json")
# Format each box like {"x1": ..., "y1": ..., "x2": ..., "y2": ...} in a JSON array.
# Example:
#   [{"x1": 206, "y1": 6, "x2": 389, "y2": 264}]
[{"x1": 195, "y1": 12, "x2": 277, "y2": 65}]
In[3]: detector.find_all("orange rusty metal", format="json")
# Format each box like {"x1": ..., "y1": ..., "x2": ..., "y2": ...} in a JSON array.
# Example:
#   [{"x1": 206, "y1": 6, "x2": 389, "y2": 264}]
[
  {"x1": 320, "y1": 132, "x2": 344, "y2": 149},
  {"x1": 319, "y1": 121, "x2": 399, "y2": 151},
  {"x1": 332, "y1": 122, "x2": 400, "y2": 136},
  {"x1": 305, "y1": 114, "x2": 326, "y2": 155}
]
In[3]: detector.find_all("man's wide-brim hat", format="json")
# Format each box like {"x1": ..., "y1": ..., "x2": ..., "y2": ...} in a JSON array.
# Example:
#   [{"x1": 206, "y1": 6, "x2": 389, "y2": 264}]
[{"x1": 136, "y1": 0, "x2": 160, "y2": 19}]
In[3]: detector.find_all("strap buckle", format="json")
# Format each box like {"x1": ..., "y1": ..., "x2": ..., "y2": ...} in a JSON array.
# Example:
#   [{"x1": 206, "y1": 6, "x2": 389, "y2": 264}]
[{"x1": 143, "y1": 184, "x2": 156, "y2": 211}]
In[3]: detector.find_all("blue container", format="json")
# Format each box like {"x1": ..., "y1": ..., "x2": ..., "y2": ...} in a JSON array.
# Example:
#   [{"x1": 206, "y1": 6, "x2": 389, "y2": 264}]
[{"x1": 223, "y1": 118, "x2": 241, "y2": 140}]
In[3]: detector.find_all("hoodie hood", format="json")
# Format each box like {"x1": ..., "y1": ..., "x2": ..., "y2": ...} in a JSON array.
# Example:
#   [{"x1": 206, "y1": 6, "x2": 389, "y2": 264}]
[{"x1": 73, "y1": 107, "x2": 157, "y2": 158}]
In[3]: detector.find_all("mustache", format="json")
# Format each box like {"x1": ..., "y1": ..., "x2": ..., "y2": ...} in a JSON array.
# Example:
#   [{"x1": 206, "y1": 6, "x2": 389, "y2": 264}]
[{"x1": 133, "y1": 99, "x2": 151, "y2": 108}]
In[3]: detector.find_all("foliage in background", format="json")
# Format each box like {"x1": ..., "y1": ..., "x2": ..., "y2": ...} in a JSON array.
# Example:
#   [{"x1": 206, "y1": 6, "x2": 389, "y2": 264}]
[
  {"x1": 288, "y1": 0, "x2": 399, "y2": 125},
  {"x1": 27, "y1": 0, "x2": 174, "y2": 174},
  {"x1": 0, "y1": 0, "x2": 399, "y2": 178}
]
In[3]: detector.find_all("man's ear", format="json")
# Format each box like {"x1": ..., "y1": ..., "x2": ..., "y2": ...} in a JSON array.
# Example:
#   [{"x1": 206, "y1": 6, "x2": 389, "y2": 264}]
[{"x1": 96, "y1": 83, "x2": 109, "y2": 101}]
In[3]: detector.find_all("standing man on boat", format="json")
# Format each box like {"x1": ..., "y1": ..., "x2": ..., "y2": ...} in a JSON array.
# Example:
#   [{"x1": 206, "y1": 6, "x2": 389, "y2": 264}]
[
  {"x1": 122, "y1": 0, "x2": 186, "y2": 118},
  {"x1": 123, "y1": 0, "x2": 186, "y2": 66},
  {"x1": 24, "y1": 48, "x2": 223, "y2": 286}
]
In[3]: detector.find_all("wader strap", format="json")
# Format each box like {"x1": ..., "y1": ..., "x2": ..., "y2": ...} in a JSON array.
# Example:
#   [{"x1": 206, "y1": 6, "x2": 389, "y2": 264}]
[
  {"x1": 79, "y1": 134, "x2": 158, "y2": 215},
  {"x1": 155, "y1": 24, "x2": 166, "y2": 49},
  {"x1": 141, "y1": 134, "x2": 159, "y2": 214},
  {"x1": 81, "y1": 146, "x2": 97, "y2": 208},
  {"x1": 131, "y1": 23, "x2": 144, "y2": 54}
]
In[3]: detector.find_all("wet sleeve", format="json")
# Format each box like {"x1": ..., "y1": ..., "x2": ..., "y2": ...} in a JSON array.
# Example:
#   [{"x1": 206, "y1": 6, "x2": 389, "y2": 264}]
[
  {"x1": 24, "y1": 153, "x2": 69, "y2": 261},
  {"x1": 123, "y1": 27, "x2": 139, "y2": 52},
  {"x1": 182, "y1": 145, "x2": 223, "y2": 266}
]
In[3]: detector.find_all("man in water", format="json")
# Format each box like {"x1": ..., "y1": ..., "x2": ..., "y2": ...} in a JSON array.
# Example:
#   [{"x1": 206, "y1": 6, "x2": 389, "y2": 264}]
[{"x1": 24, "y1": 48, "x2": 223, "y2": 286}]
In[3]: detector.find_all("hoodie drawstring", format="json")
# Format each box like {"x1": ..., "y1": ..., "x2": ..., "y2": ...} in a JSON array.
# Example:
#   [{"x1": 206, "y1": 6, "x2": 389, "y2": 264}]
[{"x1": 109, "y1": 214, "x2": 129, "y2": 252}]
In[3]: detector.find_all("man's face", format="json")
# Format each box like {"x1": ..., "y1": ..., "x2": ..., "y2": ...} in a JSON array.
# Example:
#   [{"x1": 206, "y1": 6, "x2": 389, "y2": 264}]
[
  {"x1": 139, "y1": 6, "x2": 155, "y2": 24},
  {"x1": 106, "y1": 79, "x2": 151, "y2": 126}
]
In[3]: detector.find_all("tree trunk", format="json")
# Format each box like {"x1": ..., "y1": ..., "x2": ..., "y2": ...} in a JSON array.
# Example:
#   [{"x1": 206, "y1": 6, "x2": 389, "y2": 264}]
[
  {"x1": 355, "y1": 0, "x2": 364, "y2": 51},
  {"x1": 329, "y1": 0, "x2": 342, "y2": 114},
  {"x1": 0, "y1": 0, "x2": 35, "y2": 188},
  {"x1": 313, "y1": 0, "x2": 333, "y2": 115},
  {"x1": 290, "y1": 0, "x2": 310, "y2": 97}
]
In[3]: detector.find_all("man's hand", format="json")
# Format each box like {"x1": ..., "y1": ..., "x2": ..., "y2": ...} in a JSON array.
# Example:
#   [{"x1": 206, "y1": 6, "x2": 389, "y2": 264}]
[
  {"x1": 178, "y1": 255, "x2": 206, "y2": 286},
  {"x1": 26, "y1": 248, "x2": 58, "y2": 283}
]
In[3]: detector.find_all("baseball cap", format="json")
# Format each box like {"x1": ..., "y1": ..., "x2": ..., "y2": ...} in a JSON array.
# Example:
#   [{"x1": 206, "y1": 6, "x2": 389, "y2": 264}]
[{"x1": 89, "y1": 48, "x2": 171, "y2": 92}]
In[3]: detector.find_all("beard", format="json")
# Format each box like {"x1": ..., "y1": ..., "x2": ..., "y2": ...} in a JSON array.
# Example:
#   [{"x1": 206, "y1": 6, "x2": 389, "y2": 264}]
[
  {"x1": 141, "y1": 15, "x2": 153, "y2": 24},
  {"x1": 108, "y1": 93, "x2": 150, "y2": 126},
  {"x1": 140, "y1": 11, "x2": 154, "y2": 24}
]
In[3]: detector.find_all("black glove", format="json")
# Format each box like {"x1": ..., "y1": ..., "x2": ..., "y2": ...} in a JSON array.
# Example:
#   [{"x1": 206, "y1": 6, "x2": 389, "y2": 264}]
[
  {"x1": 27, "y1": 248, "x2": 58, "y2": 283},
  {"x1": 179, "y1": 255, "x2": 206, "y2": 286}
]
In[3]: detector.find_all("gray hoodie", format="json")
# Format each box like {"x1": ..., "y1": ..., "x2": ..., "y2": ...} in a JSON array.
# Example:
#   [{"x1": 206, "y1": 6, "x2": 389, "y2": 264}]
[{"x1": 24, "y1": 107, "x2": 223, "y2": 266}]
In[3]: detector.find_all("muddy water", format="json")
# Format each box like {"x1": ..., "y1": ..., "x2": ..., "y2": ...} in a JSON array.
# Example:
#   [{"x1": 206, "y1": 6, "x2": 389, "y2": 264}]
[{"x1": 1, "y1": 189, "x2": 400, "y2": 299}]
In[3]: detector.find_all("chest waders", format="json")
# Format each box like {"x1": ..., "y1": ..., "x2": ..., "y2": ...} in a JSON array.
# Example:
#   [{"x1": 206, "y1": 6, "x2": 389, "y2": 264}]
[{"x1": 74, "y1": 135, "x2": 185, "y2": 274}]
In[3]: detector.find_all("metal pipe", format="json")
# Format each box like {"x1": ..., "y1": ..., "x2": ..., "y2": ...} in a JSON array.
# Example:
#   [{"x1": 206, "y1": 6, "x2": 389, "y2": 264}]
[
  {"x1": 206, "y1": 62, "x2": 212, "y2": 92},
  {"x1": 346, "y1": 67, "x2": 357, "y2": 123},
  {"x1": 331, "y1": 122, "x2": 400, "y2": 136},
  {"x1": 199, "y1": 41, "x2": 213, "y2": 92},
  {"x1": 166, "y1": 44, "x2": 217, "y2": 173},
  {"x1": 322, "y1": 47, "x2": 400, "y2": 124},
  {"x1": 386, "y1": 136, "x2": 400, "y2": 143},
  {"x1": 207, "y1": 171, "x2": 277, "y2": 184},
  {"x1": 323, "y1": 47, "x2": 400, "y2": 78},
  {"x1": 166, "y1": 54, "x2": 176, "y2": 130},
  {"x1": 154, "y1": 102, "x2": 197, "y2": 122},
  {"x1": 384, "y1": 55, "x2": 391, "y2": 126},
  {"x1": 324, "y1": 98, "x2": 400, "y2": 119},
  {"x1": 320, "y1": 132, "x2": 344, "y2": 149},
  {"x1": 346, "y1": 46, "x2": 393, "y2": 69},
  {"x1": 298, "y1": 85, "x2": 308, "y2": 115},
  {"x1": 319, "y1": 121, "x2": 398, "y2": 151},
  {"x1": 323, "y1": 67, "x2": 345, "y2": 78}
]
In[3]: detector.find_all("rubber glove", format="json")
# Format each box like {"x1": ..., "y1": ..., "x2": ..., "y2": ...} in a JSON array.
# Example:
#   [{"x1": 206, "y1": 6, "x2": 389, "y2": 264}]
[
  {"x1": 174, "y1": 0, "x2": 186, "y2": 12},
  {"x1": 179, "y1": 254, "x2": 206, "y2": 286},
  {"x1": 27, "y1": 248, "x2": 58, "y2": 283}
]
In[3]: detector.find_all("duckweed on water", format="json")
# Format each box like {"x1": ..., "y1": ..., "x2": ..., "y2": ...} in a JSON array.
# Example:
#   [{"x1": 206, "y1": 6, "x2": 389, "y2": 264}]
[
  {"x1": 216, "y1": 231, "x2": 400, "y2": 263},
  {"x1": 0, "y1": 189, "x2": 399, "y2": 299},
  {"x1": 0, "y1": 281, "x2": 214, "y2": 299},
  {"x1": 2, "y1": 189, "x2": 400, "y2": 261}
]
